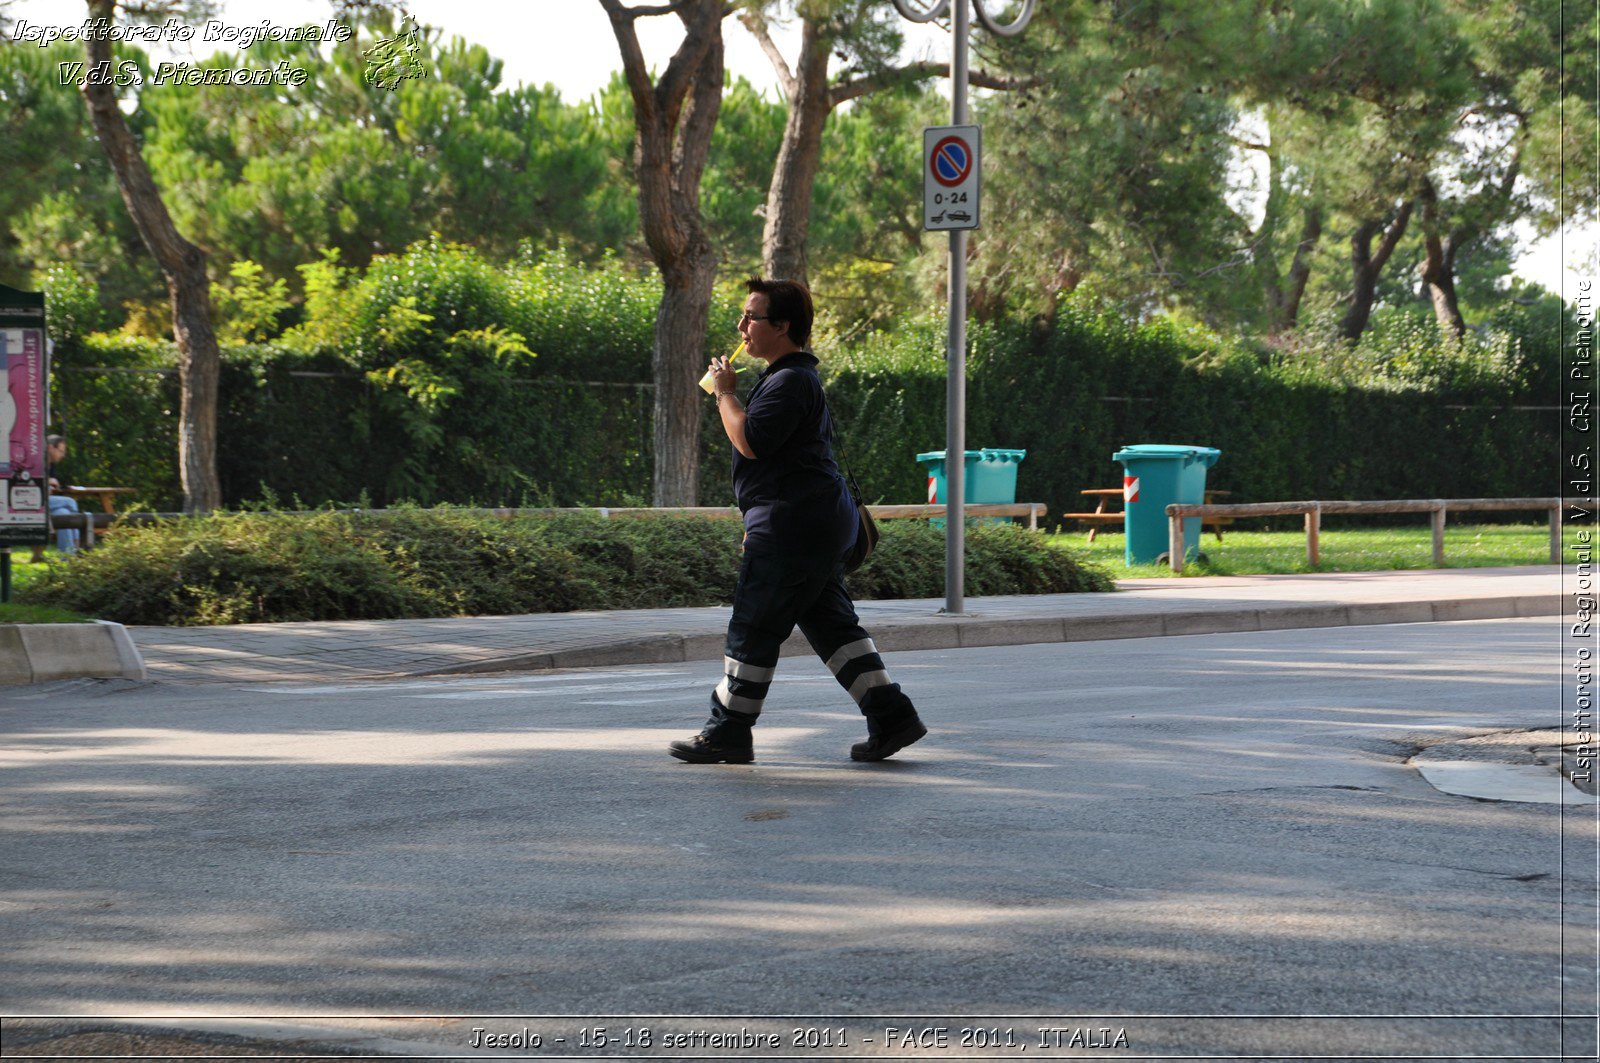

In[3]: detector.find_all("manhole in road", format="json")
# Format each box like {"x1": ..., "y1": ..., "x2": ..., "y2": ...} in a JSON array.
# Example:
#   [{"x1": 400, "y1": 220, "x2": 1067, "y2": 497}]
[{"x1": 1411, "y1": 741, "x2": 1595, "y2": 805}]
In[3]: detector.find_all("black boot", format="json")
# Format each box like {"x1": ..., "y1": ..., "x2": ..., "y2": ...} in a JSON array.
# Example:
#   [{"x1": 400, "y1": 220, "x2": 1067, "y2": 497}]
[
  {"x1": 669, "y1": 700, "x2": 757, "y2": 764},
  {"x1": 851, "y1": 700, "x2": 927, "y2": 762}
]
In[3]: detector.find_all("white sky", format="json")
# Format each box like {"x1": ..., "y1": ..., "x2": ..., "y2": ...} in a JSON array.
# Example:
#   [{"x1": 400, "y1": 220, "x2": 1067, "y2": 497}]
[
  {"x1": 9, "y1": 0, "x2": 905, "y2": 101},
  {"x1": 11, "y1": 0, "x2": 1592, "y2": 297}
]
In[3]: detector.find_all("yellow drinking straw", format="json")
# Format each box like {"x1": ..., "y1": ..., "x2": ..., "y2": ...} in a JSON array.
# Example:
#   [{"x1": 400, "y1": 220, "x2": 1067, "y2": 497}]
[{"x1": 699, "y1": 340, "x2": 746, "y2": 394}]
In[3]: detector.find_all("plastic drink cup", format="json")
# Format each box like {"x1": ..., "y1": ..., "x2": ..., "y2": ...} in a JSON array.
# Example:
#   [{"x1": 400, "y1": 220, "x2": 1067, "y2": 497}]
[{"x1": 700, "y1": 341, "x2": 746, "y2": 394}]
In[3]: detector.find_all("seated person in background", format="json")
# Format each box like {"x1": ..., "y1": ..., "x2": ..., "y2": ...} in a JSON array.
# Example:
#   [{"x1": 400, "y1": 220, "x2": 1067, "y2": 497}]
[{"x1": 46, "y1": 434, "x2": 79, "y2": 556}]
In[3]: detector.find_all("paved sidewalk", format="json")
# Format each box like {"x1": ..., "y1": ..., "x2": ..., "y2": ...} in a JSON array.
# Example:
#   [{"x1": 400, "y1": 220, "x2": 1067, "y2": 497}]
[{"x1": 127, "y1": 565, "x2": 1563, "y2": 683}]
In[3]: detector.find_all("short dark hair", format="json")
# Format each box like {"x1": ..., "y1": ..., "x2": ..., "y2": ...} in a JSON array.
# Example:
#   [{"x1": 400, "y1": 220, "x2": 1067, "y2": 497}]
[{"x1": 745, "y1": 277, "x2": 814, "y2": 347}]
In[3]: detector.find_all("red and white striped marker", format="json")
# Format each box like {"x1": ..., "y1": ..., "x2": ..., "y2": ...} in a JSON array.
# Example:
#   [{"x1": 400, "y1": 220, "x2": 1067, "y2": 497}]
[
  {"x1": 1123, "y1": 476, "x2": 1140, "y2": 504},
  {"x1": 928, "y1": 476, "x2": 938, "y2": 504}
]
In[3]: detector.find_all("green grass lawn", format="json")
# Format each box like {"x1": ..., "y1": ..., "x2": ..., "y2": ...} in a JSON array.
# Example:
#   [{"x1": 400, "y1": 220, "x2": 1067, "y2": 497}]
[
  {"x1": 1049, "y1": 522, "x2": 1575, "y2": 578},
  {"x1": 0, "y1": 601, "x2": 91, "y2": 623},
  {"x1": 0, "y1": 550, "x2": 89, "y2": 623}
]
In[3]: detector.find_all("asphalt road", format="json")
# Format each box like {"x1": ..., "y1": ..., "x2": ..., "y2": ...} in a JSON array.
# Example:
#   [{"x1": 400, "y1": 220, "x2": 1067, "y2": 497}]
[{"x1": 2, "y1": 617, "x2": 1594, "y2": 1060}]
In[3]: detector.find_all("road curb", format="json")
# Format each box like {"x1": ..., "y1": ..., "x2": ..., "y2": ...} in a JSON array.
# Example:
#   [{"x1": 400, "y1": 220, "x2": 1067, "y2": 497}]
[
  {"x1": 0, "y1": 621, "x2": 147, "y2": 685},
  {"x1": 415, "y1": 593, "x2": 1561, "y2": 677}
]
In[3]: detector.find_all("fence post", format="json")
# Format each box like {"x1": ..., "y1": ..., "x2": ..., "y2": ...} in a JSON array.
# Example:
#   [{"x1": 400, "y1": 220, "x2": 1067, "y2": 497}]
[
  {"x1": 82, "y1": 512, "x2": 96, "y2": 550},
  {"x1": 1305, "y1": 504, "x2": 1320, "y2": 567},
  {"x1": 1168, "y1": 508, "x2": 1185, "y2": 573},
  {"x1": 1551, "y1": 505, "x2": 1562, "y2": 563},
  {"x1": 1431, "y1": 502, "x2": 1446, "y2": 566}
]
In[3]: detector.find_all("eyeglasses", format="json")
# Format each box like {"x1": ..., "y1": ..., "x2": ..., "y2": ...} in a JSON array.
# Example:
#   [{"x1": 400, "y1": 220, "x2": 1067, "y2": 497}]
[{"x1": 739, "y1": 312, "x2": 771, "y2": 324}]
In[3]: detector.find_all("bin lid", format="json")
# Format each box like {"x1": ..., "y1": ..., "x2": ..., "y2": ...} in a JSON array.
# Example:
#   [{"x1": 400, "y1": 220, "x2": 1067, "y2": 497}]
[
  {"x1": 1112, "y1": 444, "x2": 1221, "y2": 467},
  {"x1": 916, "y1": 449, "x2": 1028, "y2": 463}
]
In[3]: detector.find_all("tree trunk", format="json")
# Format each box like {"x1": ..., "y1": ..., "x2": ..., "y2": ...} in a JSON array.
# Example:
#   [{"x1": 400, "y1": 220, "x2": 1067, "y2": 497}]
[
  {"x1": 1256, "y1": 140, "x2": 1287, "y2": 331},
  {"x1": 1419, "y1": 233, "x2": 1466, "y2": 338},
  {"x1": 168, "y1": 258, "x2": 222, "y2": 511},
  {"x1": 1277, "y1": 206, "x2": 1321, "y2": 333},
  {"x1": 1417, "y1": 179, "x2": 1467, "y2": 338},
  {"x1": 603, "y1": 0, "x2": 725, "y2": 507},
  {"x1": 1339, "y1": 221, "x2": 1383, "y2": 341},
  {"x1": 653, "y1": 251, "x2": 719, "y2": 506},
  {"x1": 1040, "y1": 250, "x2": 1084, "y2": 325},
  {"x1": 1248, "y1": 133, "x2": 1318, "y2": 337},
  {"x1": 760, "y1": 19, "x2": 832, "y2": 284},
  {"x1": 79, "y1": 0, "x2": 220, "y2": 513},
  {"x1": 1339, "y1": 200, "x2": 1413, "y2": 342},
  {"x1": 1414, "y1": 127, "x2": 1524, "y2": 340}
]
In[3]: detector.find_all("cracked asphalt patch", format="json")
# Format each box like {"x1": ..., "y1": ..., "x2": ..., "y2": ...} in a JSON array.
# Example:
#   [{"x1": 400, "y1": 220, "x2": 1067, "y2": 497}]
[{"x1": 1407, "y1": 728, "x2": 1594, "y2": 804}]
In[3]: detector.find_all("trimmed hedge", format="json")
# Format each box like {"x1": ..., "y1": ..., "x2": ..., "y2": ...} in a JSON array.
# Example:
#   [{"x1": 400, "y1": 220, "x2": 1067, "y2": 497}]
[
  {"x1": 19, "y1": 510, "x2": 1113, "y2": 626},
  {"x1": 825, "y1": 302, "x2": 1558, "y2": 518}
]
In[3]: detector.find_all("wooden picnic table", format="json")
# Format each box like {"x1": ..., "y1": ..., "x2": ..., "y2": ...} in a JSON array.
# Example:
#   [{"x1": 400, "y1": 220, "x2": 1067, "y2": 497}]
[
  {"x1": 1064, "y1": 488, "x2": 1233, "y2": 542},
  {"x1": 60, "y1": 486, "x2": 136, "y2": 513}
]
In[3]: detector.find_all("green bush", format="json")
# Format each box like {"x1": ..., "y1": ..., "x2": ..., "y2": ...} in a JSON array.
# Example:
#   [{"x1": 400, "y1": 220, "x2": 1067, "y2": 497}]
[
  {"x1": 20, "y1": 511, "x2": 434, "y2": 625},
  {"x1": 282, "y1": 237, "x2": 745, "y2": 384},
  {"x1": 38, "y1": 262, "x2": 108, "y2": 341},
  {"x1": 845, "y1": 521, "x2": 1115, "y2": 600},
  {"x1": 19, "y1": 510, "x2": 1113, "y2": 625}
]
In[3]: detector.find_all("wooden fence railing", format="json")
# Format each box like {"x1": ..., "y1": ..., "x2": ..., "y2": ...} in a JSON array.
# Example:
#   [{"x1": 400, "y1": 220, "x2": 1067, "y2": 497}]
[{"x1": 1163, "y1": 497, "x2": 1594, "y2": 573}]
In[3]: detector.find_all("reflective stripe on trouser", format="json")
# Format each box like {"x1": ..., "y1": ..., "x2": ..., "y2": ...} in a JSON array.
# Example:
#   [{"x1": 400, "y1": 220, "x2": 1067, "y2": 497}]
[
  {"x1": 823, "y1": 637, "x2": 891, "y2": 704},
  {"x1": 799, "y1": 573, "x2": 912, "y2": 715},
  {"x1": 717, "y1": 549, "x2": 909, "y2": 721},
  {"x1": 715, "y1": 654, "x2": 774, "y2": 717}
]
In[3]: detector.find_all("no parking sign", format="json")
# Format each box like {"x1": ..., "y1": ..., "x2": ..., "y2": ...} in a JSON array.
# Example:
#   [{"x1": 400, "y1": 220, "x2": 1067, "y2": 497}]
[{"x1": 923, "y1": 124, "x2": 980, "y2": 231}]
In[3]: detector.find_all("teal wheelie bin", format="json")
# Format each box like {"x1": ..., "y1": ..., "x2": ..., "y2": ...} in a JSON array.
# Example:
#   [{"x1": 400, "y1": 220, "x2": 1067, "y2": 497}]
[
  {"x1": 916, "y1": 449, "x2": 1027, "y2": 526},
  {"x1": 1111, "y1": 444, "x2": 1221, "y2": 565}
]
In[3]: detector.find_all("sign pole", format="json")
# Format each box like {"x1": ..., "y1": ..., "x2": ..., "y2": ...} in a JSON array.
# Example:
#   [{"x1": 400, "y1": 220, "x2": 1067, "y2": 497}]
[
  {"x1": 944, "y1": 0, "x2": 969, "y2": 615},
  {"x1": 896, "y1": 0, "x2": 1032, "y2": 616}
]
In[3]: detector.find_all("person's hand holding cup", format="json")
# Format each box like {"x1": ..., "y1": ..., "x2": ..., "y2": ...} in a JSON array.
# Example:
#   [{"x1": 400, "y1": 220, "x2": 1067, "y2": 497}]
[
  {"x1": 707, "y1": 357, "x2": 739, "y2": 396},
  {"x1": 699, "y1": 340, "x2": 746, "y2": 395}
]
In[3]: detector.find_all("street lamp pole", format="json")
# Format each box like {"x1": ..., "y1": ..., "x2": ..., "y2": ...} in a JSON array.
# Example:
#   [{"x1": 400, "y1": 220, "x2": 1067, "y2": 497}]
[{"x1": 892, "y1": 0, "x2": 1034, "y2": 616}]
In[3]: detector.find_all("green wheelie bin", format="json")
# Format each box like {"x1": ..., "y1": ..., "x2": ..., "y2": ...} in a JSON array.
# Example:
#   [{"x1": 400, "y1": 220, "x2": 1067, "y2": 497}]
[
  {"x1": 1110, "y1": 444, "x2": 1221, "y2": 565},
  {"x1": 915, "y1": 449, "x2": 1028, "y2": 526}
]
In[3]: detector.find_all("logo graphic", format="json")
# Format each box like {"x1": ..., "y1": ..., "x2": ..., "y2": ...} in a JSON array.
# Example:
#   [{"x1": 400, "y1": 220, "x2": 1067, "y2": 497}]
[
  {"x1": 930, "y1": 135, "x2": 973, "y2": 187},
  {"x1": 362, "y1": 14, "x2": 428, "y2": 91}
]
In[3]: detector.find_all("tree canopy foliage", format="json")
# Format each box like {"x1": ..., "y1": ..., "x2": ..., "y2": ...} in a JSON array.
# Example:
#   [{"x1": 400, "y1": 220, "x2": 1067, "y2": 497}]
[{"x1": 4, "y1": 0, "x2": 1580, "y2": 378}]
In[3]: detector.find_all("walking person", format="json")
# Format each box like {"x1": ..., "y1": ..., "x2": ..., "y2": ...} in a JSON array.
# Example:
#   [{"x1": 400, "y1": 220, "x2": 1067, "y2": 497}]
[{"x1": 670, "y1": 278, "x2": 927, "y2": 764}]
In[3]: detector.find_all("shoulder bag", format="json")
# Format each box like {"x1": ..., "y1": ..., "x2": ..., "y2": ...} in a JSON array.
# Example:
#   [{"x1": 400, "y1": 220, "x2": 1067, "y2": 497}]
[{"x1": 821, "y1": 389, "x2": 877, "y2": 572}]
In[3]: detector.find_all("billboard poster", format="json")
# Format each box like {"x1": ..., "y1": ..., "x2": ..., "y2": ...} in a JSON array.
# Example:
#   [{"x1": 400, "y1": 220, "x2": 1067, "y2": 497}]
[{"x1": 0, "y1": 285, "x2": 49, "y2": 548}]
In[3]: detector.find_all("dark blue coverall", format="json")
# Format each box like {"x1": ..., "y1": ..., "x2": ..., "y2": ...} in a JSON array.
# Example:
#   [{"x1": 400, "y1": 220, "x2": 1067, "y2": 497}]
[{"x1": 676, "y1": 350, "x2": 922, "y2": 761}]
